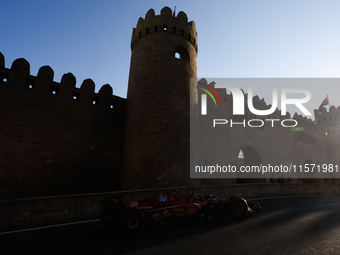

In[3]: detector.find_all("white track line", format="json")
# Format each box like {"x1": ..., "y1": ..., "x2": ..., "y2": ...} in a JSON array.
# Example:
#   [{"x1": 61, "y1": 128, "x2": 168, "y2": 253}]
[
  {"x1": 0, "y1": 219, "x2": 100, "y2": 235},
  {"x1": 310, "y1": 203, "x2": 340, "y2": 210},
  {"x1": 248, "y1": 195, "x2": 317, "y2": 201}
]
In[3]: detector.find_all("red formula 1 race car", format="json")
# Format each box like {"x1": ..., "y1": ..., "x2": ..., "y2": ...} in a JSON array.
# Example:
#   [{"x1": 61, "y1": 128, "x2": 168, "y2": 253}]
[{"x1": 99, "y1": 190, "x2": 261, "y2": 234}]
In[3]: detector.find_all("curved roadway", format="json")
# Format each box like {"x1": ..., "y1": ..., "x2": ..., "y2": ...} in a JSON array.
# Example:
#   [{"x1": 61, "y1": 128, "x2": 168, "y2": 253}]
[{"x1": 2, "y1": 195, "x2": 340, "y2": 254}]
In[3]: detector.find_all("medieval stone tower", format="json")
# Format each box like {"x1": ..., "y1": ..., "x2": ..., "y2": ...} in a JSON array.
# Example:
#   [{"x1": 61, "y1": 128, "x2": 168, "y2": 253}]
[
  {"x1": 122, "y1": 7, "x2": 198, "y2": 189},
  {"x1": 315, "y1": 106, "x2": 340, "y2": 170}
]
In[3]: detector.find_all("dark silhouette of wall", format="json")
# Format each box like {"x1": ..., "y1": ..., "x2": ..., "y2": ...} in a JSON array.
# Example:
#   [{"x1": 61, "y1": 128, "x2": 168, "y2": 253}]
[{"x1": 0, "y1": 54, "x2": 126, "y2": 199}]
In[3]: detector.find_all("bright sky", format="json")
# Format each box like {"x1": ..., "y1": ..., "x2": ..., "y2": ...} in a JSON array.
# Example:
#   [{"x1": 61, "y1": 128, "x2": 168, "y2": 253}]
[{"x1": 2, "y1": 0, "x2": 340, "y2": 117}]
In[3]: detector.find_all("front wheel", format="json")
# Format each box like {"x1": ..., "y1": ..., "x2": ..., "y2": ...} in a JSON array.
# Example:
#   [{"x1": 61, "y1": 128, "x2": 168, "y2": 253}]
[{"x1": 228, "y1": 197, "x2": 248, "y2": 219}]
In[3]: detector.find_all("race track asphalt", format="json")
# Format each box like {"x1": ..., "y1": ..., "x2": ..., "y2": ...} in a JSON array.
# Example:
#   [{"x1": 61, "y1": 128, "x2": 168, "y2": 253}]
[{"x1": 2, "y1": 195, "x2": 340, "y2": 255}]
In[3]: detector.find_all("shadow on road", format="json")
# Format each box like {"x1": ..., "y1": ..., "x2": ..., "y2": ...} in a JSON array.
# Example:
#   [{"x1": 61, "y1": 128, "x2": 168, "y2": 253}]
[{"x1": 104, "y1": 215, "x2": 248, "y2": 254}]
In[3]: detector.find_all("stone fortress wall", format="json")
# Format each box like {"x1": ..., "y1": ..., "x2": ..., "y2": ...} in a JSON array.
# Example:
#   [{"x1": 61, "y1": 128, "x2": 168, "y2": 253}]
[
  {"x1": 1, "y1": 6, "x2": 340, "y2": 199},
  {"x1": 0, "y1": 53, "x2": 126, "y2": 199}
]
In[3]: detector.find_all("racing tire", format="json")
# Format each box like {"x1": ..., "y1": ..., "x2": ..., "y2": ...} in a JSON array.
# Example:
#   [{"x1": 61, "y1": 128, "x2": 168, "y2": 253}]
[
  {"x1": 121, "y1": 208, "x2": 145, "y2": 235},
  {"x1": 228, "y1": 197, "x2": 248, "y2": 219}
]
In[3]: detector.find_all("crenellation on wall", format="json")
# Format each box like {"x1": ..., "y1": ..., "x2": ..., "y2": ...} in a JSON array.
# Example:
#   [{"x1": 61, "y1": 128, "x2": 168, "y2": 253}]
[
  {"x1": 11, "y1": 58, "x2": 30, "y2": 74},
  {"x1": 0, "y1": 52, "x2": 4, "y2": 68},
  {"x1": 80, "y1": 78, "x2": 95, "y2": 92},
  {"x1": 315, "y1": 106, "x2": 340, "y2": 124},
  {"x1": 37, "y1": 65, "x2": 54, "y2": 80},
  {"x1": 60, "y1": 72, "x2": 76, "y2": 87},
  {"x1": 0, "y1": 55, "x2": 125, "y2": 109},
  {"x1": 131, "y1": 6, "x2": 198, "y2": 52},
  {"x1": 252, "y1": 95, "x2": 261, "y2": 103},
  {"x1": 145, "y1": 8, "x2": 156, "y2": 19},
  {"x1": 98, "y1": 83, "x2": 113, "y2": 96},
  {"x1": 0, "y1": 53, "x2": 127, "y2": 199},
  {"x1": 292, "y1": 113, "x2": 316, "y2": 130}
]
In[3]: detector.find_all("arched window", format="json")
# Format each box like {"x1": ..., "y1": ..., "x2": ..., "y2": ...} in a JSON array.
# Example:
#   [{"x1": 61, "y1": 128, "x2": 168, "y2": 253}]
[{"x1": 175, "y1": 45, "x2": 190, "y2": 63}]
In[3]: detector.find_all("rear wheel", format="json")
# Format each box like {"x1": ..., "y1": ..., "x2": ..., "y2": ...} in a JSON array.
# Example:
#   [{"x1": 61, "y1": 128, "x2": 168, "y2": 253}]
[
  {"x1": 121, "y1": 209, "x2": 145, "y2": 235},
  {"x1": 228, "y1": 197, "x2": 248, "y2": 219}
]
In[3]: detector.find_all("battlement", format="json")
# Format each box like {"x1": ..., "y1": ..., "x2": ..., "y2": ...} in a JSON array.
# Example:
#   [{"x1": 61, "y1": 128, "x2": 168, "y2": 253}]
[
  {"x1": 292, "y1": 113, "x2": 315, "y2": 125},
  {"x1": 246, "y1": 93, "x2": 316, "y2": 126},
  {"x1": 0, "y1": 52, "x2": 126, "y2": 111},
  {"x1": 0, "y1": 52, "x2": 127, "y2": 198},
  {"x1": 314, "y1": 106, "x2": 340, "y2": 124},
  {"x1": 199, "y1": 80, "x2": 316, "y2": 124},
  {"x1": 130, "y1": 6, "x2": 198, "y2": 52}
]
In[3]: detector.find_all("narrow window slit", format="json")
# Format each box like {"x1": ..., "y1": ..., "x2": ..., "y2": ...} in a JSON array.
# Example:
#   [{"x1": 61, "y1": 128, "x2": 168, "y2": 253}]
[{"x1": 72, "y1": 92, "x2": 80, "y2": 100}]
